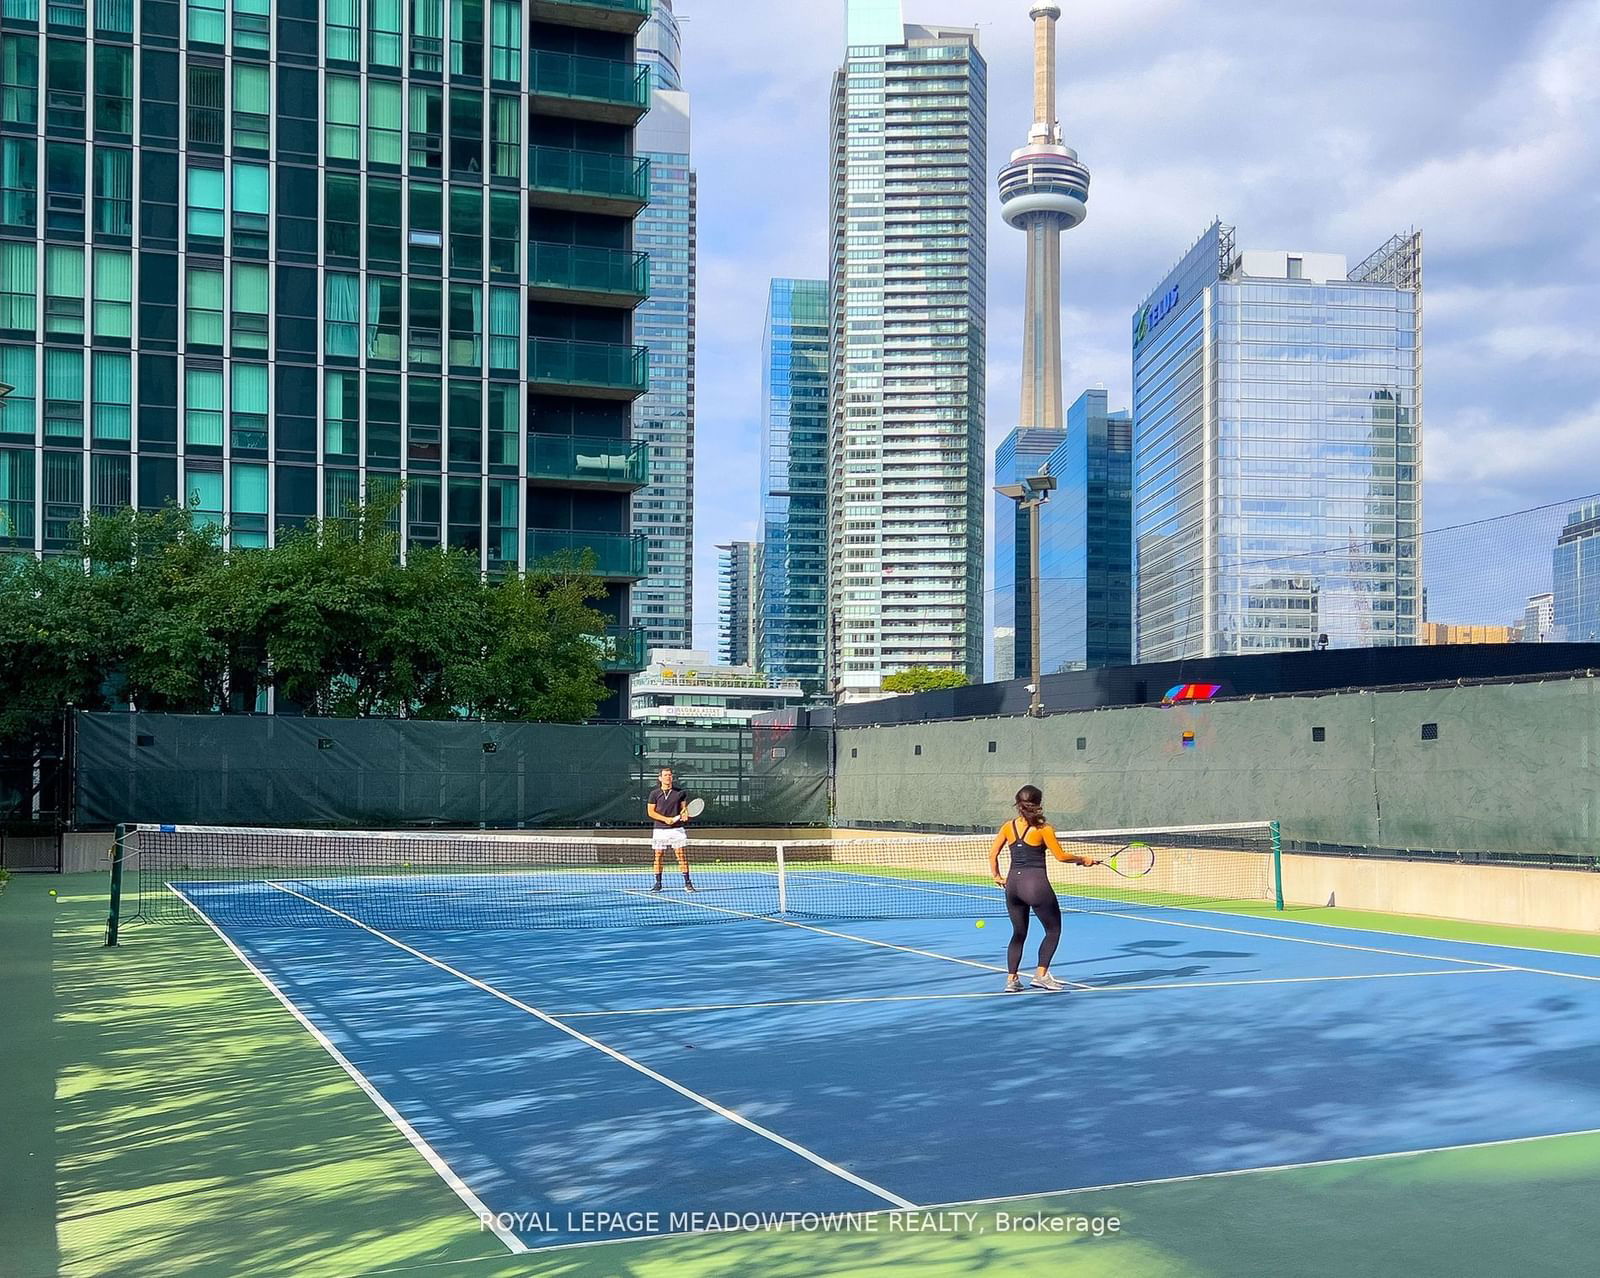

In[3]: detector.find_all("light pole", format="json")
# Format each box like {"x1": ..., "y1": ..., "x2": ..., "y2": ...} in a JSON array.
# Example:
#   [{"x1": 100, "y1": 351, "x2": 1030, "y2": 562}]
[{"x1": 996, "y1": 471, "x2": 1058, "y2": 717}]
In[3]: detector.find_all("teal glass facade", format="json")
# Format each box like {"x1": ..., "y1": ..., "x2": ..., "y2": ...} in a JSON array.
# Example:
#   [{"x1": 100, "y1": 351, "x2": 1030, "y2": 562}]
[
  {"x1": 629, "y1": 0, "x2": 693, "y2": 649},
  {"x1": 1553, "y1": 503, "x2": 1600, "y2": 643},
  {"x1": 758, "y1": 277, "x2": 826, "y2": 692},
  {"x1": 0, "y1": 0, "x2": 653, "y2": 715}
]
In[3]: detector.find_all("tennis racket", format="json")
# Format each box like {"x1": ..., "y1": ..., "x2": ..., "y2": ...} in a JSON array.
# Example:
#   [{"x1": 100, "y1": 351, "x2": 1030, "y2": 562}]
[
  {"x1": 682, "y1": 797, "x2": 706, "y2": 820},
  {"x1": 1103, "y1": 841, "x2": 1155, "y2": 878}
]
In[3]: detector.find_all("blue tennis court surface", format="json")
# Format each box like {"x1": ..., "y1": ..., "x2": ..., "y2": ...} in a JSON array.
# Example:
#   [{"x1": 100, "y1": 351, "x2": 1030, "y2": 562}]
[{"x1": 174, "y1": 877, "x2": 1600, "y2": 1254}]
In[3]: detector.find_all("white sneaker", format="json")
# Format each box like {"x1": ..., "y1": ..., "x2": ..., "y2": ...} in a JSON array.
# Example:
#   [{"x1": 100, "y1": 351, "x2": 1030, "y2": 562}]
[
  {"x1": 1031, "y1": 972, "x2": 1069, "y2": 992},
  {"x1": 1004, "y1": 975, "x2": 1024, "y2": 993}
]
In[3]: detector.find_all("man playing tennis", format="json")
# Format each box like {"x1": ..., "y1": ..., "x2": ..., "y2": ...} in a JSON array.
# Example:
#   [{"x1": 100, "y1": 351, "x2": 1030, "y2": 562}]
[
  {"x1": 647, "y1": 767, "x2": 698, "y2": 893},
  {"x1": 989, "y1": 784, "x2": 1099, "y2": 992}
]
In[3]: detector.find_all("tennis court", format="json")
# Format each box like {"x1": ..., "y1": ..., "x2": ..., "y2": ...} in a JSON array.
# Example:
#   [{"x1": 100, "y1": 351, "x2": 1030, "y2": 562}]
[{"x1": 100, "y1": 823, "x2": 1600, "y2": 1259}]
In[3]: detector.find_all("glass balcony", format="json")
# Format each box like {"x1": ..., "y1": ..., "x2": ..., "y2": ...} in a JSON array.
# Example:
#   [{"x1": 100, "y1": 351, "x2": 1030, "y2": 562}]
[
  {"x1": 529, "y1": 51, "x2": 650, "y2": 123},
  {"x1": 528, "y1": 434, "x2": 649, "y2": 489},
  {"x1": 528, "y1": 0, "x2": 650, "y2": 34},
  {"x1": 588, "y1": 625, "x2": 649, "y2": 673},
  {"x1": 527, "y1": 337, "x2": 648, "y2": 399},
  {"x1": 527, "y1": 241, "x2": 649, "y2": 308},
  {"x1": 528, "y1": 146, "x2": 649, "y2": 214},
  {"x1": 527, "y1": 528, "x2": 650, "y2": 581}
]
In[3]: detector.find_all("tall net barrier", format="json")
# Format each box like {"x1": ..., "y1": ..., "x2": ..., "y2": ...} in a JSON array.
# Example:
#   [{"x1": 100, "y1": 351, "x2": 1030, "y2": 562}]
[{"x1": 74, "y1": 713, "x2": 831, "y2": 831}]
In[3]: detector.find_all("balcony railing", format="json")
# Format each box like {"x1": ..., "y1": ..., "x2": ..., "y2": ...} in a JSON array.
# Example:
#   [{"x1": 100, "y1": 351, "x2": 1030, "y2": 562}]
[
  {"x1": 527, "y1": 337, "x2": 649, "y2": 399},
  {"x1": 528, "y1": 146, "x2": 649, "y2": 211},
  {"x1": 530, "y1": 51, "x2": 650, "y2": 119},
  {"x1": 588, "y1": 625, "x2": 649, "y2": 673},
  {"x1": 528, "y1": 434, "x2": 649, "y2": 488},
  {"x1": 527, "y1": 241, "x2": 649, "y2": 305},
  {"x1": 527, "y1": 528, "x2": 649, "y2": 580}
]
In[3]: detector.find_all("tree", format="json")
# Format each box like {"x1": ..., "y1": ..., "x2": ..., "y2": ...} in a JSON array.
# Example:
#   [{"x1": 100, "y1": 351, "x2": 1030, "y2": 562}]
[{"x1": 881, "y1": 666, "x2": 969, "y2": 694}]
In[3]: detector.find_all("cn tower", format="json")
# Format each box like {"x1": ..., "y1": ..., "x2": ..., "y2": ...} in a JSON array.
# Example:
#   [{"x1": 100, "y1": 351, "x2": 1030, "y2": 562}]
[{"x1": 998, "y1": 3, "x2": 1090, "y2": 431}]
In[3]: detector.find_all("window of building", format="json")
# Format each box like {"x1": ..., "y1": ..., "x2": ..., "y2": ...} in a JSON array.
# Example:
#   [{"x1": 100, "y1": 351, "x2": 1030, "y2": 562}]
[
  {"x1": 230, "y1": 162, "x2": 269, "y2": 255},
  {"x1": 185, "y1": 463, "x2": 223, "y2": 528},
  {"x1": 42, "y1": 346, "x2": 83, "y2": 440},
  {"x1": 186, "y1": 60, "x2": 225, "y2": 147},
  {"x1": 324, "y1": 172, "x2": 360, "y2": 263},
  {"x1": 369, "y1": 0, "x2": 402, "y2": 69},
  {"x1": 450, "y1": 186, "x2": 481, "y2": 276},
  {"x1": 184, "y1": 364, "x2": 223, "y2": 447},
  {"x1": 408, "y1": 278, "x2": 442, "y2": 370},
  {"x1": 364, "y1": 372, "x2": 401, "y2": 466},
  {"x1": 185, "y1": 164, "x2": 225, "y2": 246},
  {"x1": 486, "y1": 381, "x2": 516, "y2": 472},
  {"x1": 0, "y1": 346, "x2": 35, "y2": 439},
  {"x1": 1, "y1": 35, "x2": 38, "y2": 128},
  {"x1": 366, "y1": 177, "x2": 401, "y2": 270},
  {"x1": 449, "y1": 0, "x2": 482, "y2": 79},
  {"x1": 447, "y1": 283, "x2": 480, "y2": 371},
  {"x1": 324, "y1": 369, "x2": 359, "y2": 461},
  {"x1": 1287, "y1": 256, "x2": 1303, "y2": 280},
  {"x1": 42, "y1": 449, "x2": 82, "y2": 548},
  {"x1": 489, "y1": 0, "x2": 519, "y2": 85},
  {"x1": 45, "y1": 38, "x2": 85, "y2": 136},
  {"x1": 0, "y1": 445, "x2": 35, "y2": 542},
  {"x1": 325, "y1": 272, "x2": 360, "y2": 360},
  {"x1": 92, "y1": 145, "x2": 131, "y2": 237},
  {"x1": 325, "y1": 468, "x2": 359, "y2": 527},
  {"x1": 0, "y1": 137, "x2": 35, "y2": 230},
  {"x1": 230, "y1": 463, "x2": 267, "y2": 545},
  {"x1": 231, "y1": 262, "x2": 268, "y2": 354},
  {"x1": 488, "y1": 191, "x2": 517, "y2": 277},
  {"x1": 487, "y1": 286, "x2": 517, "y2": 376},
  {"x1": 232, "y1": 63, "x2": 269, "y2": 151},
  {"x1": 407, "y1": 375, "x2": 440, "y2": 466},
  {"x1": 410, "y1": 0, "x2": 442, "y2": 74},
  {"x1": 44, "y1": 140, "x2": 84, "y2": 234},
  {"x1": 43, "y1": 244, "x2": 83, "y2": 337},
  {"x1": 489, "y1": 93, "x2": 517, "y2": 179},
  {"x1": 408, "y1": 85, "x2": 442, "y2": 173},
  {"x1": 92, "y1": 247, "x2": 131, "y2": 338},
  {"x1": 230, "y1": 361, "x2": 267, "y2": 451},
  {"x1": 188, "y1": 0, "x2": 225, "y2": 46},
  {"x1": 325, "y1": 74, "x2": 359, "y2": 162},
  {"x1": 185, "y1": 264, "x2": 224, "y2": 349},
  {"x1": 90, "y1": 453, "x2": 130, "y2": 516},
  {"x1": 327, "y1": 0, "x2": 360, "y2": 63},
  {"x1": 448, "y1": 88, "x2": 481, "y2": 175},
  {"x1": 368, "y1": 78, "x2": 402, "y2": 167},
  {"x1": 0, "y1": 239, "x2": 33, "y2": 333},
  {"x1": 447, "y1": 378, "x2": 478, "y2": 470},
  {"x1": 447, "y1": 475, "x2": 479, "y2": 550},
  {"x1": 487, "y1": 477, "x2": 515, "y2": 569},
  {"x1": 90, "y1": 350, "x2": 130, "y2": 442},
  {"x1": 92, "y1": 43, "x2": 131, "y2": 136},
  {"x1": 365, "y1": 275, "x2": 401, "y2": 363},
  {"x1": 406, "y1": 475, "x2": 440, "y2": 545},
  {"x1": 408, "y1": 181, "x2": 442, "y2": 273},
  {"x1": 231, "y1": 0, "x2": 270, "y2": 54}
]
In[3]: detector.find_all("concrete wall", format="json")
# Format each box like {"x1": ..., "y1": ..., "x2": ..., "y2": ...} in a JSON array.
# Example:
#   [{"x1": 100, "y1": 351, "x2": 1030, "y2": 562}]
[{"x1": 836, "y1": 675, "x2": 1600, "y2": 854}]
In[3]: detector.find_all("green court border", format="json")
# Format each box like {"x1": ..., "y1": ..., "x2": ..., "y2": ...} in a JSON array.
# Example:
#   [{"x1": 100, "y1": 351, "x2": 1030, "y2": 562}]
[{"x1": 7, "y1": 871, "x2": 1599, "y2": 1277}]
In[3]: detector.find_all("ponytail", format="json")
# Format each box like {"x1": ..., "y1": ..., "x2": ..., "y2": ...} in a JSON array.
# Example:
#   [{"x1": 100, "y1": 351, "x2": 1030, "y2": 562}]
[{"x1": 1014, "y1": 785, "x2": 1045, "y2": 829}]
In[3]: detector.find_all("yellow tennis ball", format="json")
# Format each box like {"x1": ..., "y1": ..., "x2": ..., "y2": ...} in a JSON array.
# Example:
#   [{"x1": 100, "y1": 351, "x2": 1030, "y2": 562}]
[
  {"x1": 49, "y1": 889, "x2": 57, "y2": 897},
  {"x1": 975, "y1": 919, "x2": 985, "y2": 928}
]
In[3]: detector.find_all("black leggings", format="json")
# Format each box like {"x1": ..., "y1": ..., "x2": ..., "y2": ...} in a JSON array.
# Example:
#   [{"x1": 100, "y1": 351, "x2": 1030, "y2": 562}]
[{"x1": 1005, "y1": 868, "x2": 1063, "y2": 973}]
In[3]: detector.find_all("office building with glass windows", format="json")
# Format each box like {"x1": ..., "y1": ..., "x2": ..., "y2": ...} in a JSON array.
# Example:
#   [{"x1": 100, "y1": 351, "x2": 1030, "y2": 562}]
[
  {"x1": 828, "y1": 0, "x2": 987, "y2": 699},
  {"x1": 1132, "y1": 222, "x2": 1423, "y2": 662},
  {"x1": 758, "y1": 277, "x2": 827, "y2": 694},
  {"x1": 992, "y1": 388, "x2": 1130, "y2": 680},
  {"x1": 0, "y1": 0, "x2": 655, "y2": 717},
  {"x1": 629, "y1": 0, "x2": 693, "y2": 649},
  {"x1": 716, "y1": 539, "x2": 759, "y2": 667},
  {"x1": 1553, "y1": 504, "x2": 1600, "y2": 643}
]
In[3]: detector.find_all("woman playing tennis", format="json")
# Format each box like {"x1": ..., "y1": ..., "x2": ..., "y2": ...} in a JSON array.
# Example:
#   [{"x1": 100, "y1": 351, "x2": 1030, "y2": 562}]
[{"x1": 988, "y1": 785, "x2": 1099, "y2": 992}]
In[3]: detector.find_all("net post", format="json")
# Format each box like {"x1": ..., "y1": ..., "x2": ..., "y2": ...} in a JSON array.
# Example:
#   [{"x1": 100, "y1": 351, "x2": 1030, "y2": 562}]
[
  {"x1": 776, "y1": 841, "x2": 787, "y2": 915},
  {"x1": 1270, "y1": 821, "x2": 1284, "y2": 911},
  {"x1": 105, "y1": 823, "x2": 127, "y2": 946}
]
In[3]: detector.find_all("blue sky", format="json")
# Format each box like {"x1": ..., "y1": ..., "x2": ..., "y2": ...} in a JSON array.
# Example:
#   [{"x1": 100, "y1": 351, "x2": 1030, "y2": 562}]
[{"x1": 673, "y1": 0, "x2": 1600, "y2": 649}]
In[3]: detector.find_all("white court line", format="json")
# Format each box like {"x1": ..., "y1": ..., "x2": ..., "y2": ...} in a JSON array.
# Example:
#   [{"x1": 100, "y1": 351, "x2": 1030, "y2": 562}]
[
  {"x1": 800, "y1": 871, "x2": 1533, "y2": 977},
  {"x1": 555, "y1": 964, "x2": 1513, "y2": 1019},
  {"x1": 263, "y1": 880, "x2": 916, "y2": 1210},
  {"x1": 166, "y1": 884, "x2": 527, "y2": 1256},
  {"x1": 621, "y1": 888, "x2": 1094, "y2": 989}
]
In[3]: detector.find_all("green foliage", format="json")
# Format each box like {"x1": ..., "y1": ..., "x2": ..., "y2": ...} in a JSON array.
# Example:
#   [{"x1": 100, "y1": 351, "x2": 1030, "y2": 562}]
[
  {"x1": 881, "y1": 666, "x2": 970, "y2": 694},
  {"x1": 0, "y1": 494, "x2": 612, "y2": 744}
]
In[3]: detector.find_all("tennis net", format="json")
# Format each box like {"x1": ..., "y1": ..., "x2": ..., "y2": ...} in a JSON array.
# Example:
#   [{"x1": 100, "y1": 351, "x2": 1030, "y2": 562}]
[{"x1": 106, "y1": 821, "x2": 1282, "y2": 938}]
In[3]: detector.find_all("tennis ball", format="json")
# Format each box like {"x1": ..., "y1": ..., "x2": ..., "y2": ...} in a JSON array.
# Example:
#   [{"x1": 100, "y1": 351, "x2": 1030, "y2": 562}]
[
  {"x1": 975, "y1": 919, "x2": 985, "y2": 928},
  {"x1": 48, "y1": 889, "x2": 57, "y2": 897}
]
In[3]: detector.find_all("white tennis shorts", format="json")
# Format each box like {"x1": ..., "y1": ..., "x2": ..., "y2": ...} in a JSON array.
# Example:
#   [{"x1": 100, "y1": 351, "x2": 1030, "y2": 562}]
[{"x1": 651, "y1": 827, "x2": 688, "y2": 851}]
